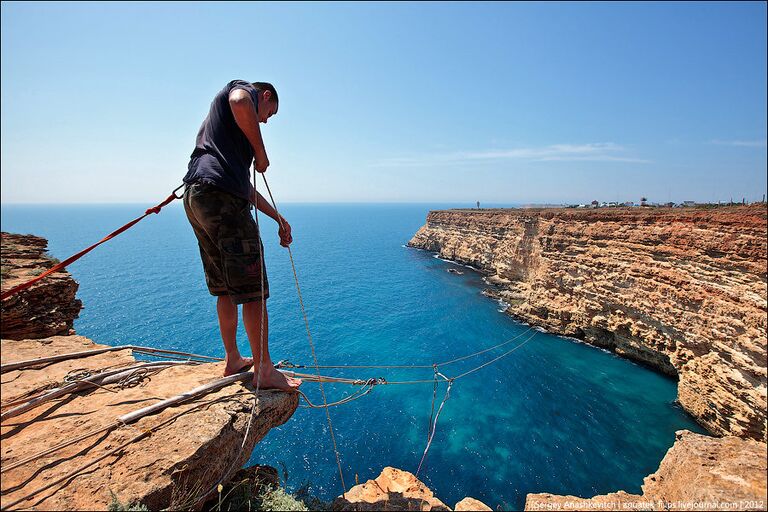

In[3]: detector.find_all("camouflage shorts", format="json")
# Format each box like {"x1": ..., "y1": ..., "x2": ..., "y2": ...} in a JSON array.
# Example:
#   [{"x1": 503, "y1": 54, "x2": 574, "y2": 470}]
[{"x1": 183, "y1": 182, "x2": 269, "y2": 304}]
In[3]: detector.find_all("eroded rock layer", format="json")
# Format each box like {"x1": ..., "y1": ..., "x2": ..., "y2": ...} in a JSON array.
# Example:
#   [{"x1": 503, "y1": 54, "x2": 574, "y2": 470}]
[
  {"x1": 1, "y1": 232, "x2": 82, "y2": 340},
  {"x1": 408, "y1": 206, "x2": 767, "y2": 441}
]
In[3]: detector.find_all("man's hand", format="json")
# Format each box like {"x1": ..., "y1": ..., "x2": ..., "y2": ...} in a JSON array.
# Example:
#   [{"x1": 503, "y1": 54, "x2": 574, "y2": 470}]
[
  {"x1": 278, "y1": 217, "x2": 292, "y2": 247},
  {"x1": 253, "y1": 153, "x2": 269, "y2": 174}
]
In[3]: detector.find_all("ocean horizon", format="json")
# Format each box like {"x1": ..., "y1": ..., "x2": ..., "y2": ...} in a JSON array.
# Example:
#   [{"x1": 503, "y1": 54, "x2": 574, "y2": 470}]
[{"x1": 0, "y1": 202, "x2": 704, "y2": 509}]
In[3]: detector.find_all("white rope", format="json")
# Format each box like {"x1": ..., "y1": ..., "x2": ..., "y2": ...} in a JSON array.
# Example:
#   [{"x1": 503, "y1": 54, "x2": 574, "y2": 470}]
[{"x1": 260, "y1": 174, "x2": 348, "y2": 497}]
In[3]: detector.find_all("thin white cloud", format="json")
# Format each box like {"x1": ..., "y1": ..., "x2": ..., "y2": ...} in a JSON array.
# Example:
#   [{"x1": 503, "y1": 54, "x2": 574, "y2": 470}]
[
  {"x1": 374, "y1": 142, "x2": 650, "y2": 167},
  {"x1": 710, "y1": 139, "x2": 767, "y2": 148}
]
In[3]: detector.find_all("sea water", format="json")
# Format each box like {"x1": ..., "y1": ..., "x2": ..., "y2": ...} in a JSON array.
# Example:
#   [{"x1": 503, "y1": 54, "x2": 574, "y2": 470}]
[{"x1": 1, "y1": 202, "x2": 704, "y2": 509}]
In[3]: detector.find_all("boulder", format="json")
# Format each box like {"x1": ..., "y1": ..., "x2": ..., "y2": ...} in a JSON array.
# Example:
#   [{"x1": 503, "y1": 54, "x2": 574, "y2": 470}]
[{"x1": 332, "y1": 467, "x2": 491, "y2": 511}]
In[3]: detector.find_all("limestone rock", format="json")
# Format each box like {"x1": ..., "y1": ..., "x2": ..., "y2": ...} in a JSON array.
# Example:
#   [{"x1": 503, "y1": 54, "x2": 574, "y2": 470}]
[
  {"x1": 408, "y1": 206, "x2": 768, "y2": 441},
  {"x1": 455, "y1": 496, "x2": 493, "y2": 510},
  {"x1": 1, "y1": 232, "x2": 82, "y2": 340},
  {"x1": 641, "y1": 430, "x2": 767, "y2": 507},
  {"x1": 524, "y1": 430, "x2": 767, "y2": 511},
  {"x1": 332, "y1": 467, "x2": 491, "y2": 511},
  {"x1": 0, "y1": 336, "x2": 298, "y2": 511}
]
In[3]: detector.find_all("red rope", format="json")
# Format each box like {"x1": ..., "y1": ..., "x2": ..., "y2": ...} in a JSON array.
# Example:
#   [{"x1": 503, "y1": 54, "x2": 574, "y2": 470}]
[{"x1": 1, "y1": 186, "x2": 184, "y2": 301}]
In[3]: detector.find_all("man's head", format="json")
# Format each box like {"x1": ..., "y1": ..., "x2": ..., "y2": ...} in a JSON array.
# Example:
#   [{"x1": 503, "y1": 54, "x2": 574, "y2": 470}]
[{"x1": 252, "y1": 82, "x2": 278, "y2": 123}]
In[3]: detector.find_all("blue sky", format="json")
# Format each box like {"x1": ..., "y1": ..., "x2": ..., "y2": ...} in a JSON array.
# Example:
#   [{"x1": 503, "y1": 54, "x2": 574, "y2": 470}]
[{"x1": 1, "y1": 1, "x2": 766, "y2": 204}]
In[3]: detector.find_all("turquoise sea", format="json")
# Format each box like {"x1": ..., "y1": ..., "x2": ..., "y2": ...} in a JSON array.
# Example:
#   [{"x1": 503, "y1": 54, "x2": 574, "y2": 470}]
[{"x1": 1, "y1": 202, "x2": 704, "y2": 510}]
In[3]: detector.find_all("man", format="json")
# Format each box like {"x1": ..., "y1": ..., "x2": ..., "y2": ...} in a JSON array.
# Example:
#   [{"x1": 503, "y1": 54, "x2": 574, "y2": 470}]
[{"x1": 182, "y1": 80, "x2": 301, "y2": 391}]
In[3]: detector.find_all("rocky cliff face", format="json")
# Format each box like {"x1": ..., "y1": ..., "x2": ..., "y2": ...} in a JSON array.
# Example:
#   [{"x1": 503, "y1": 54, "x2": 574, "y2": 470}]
[
  {"x1": 408, "y1": 206, "x2": 767, "y2": 441},
  {"x1": 1, "y1": 232, "x2": 82, "y2": 339}
]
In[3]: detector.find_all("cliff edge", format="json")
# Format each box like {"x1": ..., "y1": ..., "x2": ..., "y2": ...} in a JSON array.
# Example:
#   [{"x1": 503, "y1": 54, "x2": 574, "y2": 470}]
[
  {"x1": 409, "y1": 205, "x2": 767, "y2": 510},
  {"x1": 1, "y1": 232, "x2": 82, "y2": 340}
]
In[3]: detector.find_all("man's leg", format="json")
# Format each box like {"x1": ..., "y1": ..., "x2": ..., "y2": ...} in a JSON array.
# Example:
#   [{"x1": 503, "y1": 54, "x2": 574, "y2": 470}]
[
  {"x1": 242, "y1": 300, "x2": 301, "y2": 390},
  {"x1": 218, "y1": 296, "x2": 253, "y2": 376}
]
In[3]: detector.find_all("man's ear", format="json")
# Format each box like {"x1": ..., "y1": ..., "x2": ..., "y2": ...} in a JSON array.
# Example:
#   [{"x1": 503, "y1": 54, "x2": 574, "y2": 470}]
[{"x1": 262, "y1": 90, "x2": 272, "y2": 103}]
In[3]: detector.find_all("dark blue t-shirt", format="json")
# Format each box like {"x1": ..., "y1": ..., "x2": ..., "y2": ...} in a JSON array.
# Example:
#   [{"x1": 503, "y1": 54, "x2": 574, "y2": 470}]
[{"x1": 183, "y1": 80, "x2": 259, "y2": 201}]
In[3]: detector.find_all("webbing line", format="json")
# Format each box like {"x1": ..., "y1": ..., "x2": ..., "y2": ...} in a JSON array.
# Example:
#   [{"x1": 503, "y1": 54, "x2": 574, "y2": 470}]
[
  {"x1": 275, "y1": 326, "x2": 536, "y2": 371},
  {"x1": 0, "y1": 185, "x2": 184, "y2": 301}
]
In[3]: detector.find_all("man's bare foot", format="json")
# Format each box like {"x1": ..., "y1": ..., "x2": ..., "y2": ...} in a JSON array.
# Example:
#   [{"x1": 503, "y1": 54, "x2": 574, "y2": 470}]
[
  {"x1": 253, "y1": 366, "x2": 302, "y2": 391},
  {"x1": 223, "y1": 356, "x2": 254, "y2": 376}
]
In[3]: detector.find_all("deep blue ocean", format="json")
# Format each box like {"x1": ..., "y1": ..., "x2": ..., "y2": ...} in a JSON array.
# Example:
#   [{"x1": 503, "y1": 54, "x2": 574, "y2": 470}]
[{"x1": 1, "y1": 202, "x2": 703, "y2": 510}]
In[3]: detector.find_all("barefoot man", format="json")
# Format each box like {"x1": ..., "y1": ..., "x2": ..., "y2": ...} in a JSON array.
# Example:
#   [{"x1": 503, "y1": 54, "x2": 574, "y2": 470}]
[{"x1": 182, "y1": 80, "x2": 301, "y2": 391}]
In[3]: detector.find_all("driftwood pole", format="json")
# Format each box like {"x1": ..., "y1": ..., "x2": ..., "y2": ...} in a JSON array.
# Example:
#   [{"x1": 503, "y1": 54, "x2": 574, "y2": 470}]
[{"x1": 118, "y1": 371, "x2": 254, "y2": 424}]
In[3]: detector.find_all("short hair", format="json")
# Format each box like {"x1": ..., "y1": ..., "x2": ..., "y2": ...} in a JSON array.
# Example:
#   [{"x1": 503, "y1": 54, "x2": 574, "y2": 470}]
[{"x1": 251, "y1": 82, "x2": 279, "y2": 110}]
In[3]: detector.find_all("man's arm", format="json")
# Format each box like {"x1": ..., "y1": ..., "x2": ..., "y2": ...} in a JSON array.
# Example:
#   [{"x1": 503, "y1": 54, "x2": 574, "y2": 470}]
[
  {"x1": 248, "y1": 186, "x2": 293, "y2": 247},
  {"x1": 248, "y1": 186, "x2": 280, "y2": 222},
  {"x1": 229, "y1": 88, "x2": 269, "y2": 172}
]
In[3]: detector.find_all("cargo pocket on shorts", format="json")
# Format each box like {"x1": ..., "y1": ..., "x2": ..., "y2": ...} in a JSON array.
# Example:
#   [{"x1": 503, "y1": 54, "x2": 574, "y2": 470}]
[{"x1": 218, "y1": 237, "x2": 265, "y2": 292}]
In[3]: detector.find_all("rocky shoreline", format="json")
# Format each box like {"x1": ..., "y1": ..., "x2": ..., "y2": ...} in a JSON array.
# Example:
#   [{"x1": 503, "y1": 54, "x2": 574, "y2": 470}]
[
  {"x1": 409, "y1": 205, "x2": 767, "y2": 509},
  {"x1": 1, "y1": 233, "x2": 82, "y2": 340}
]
